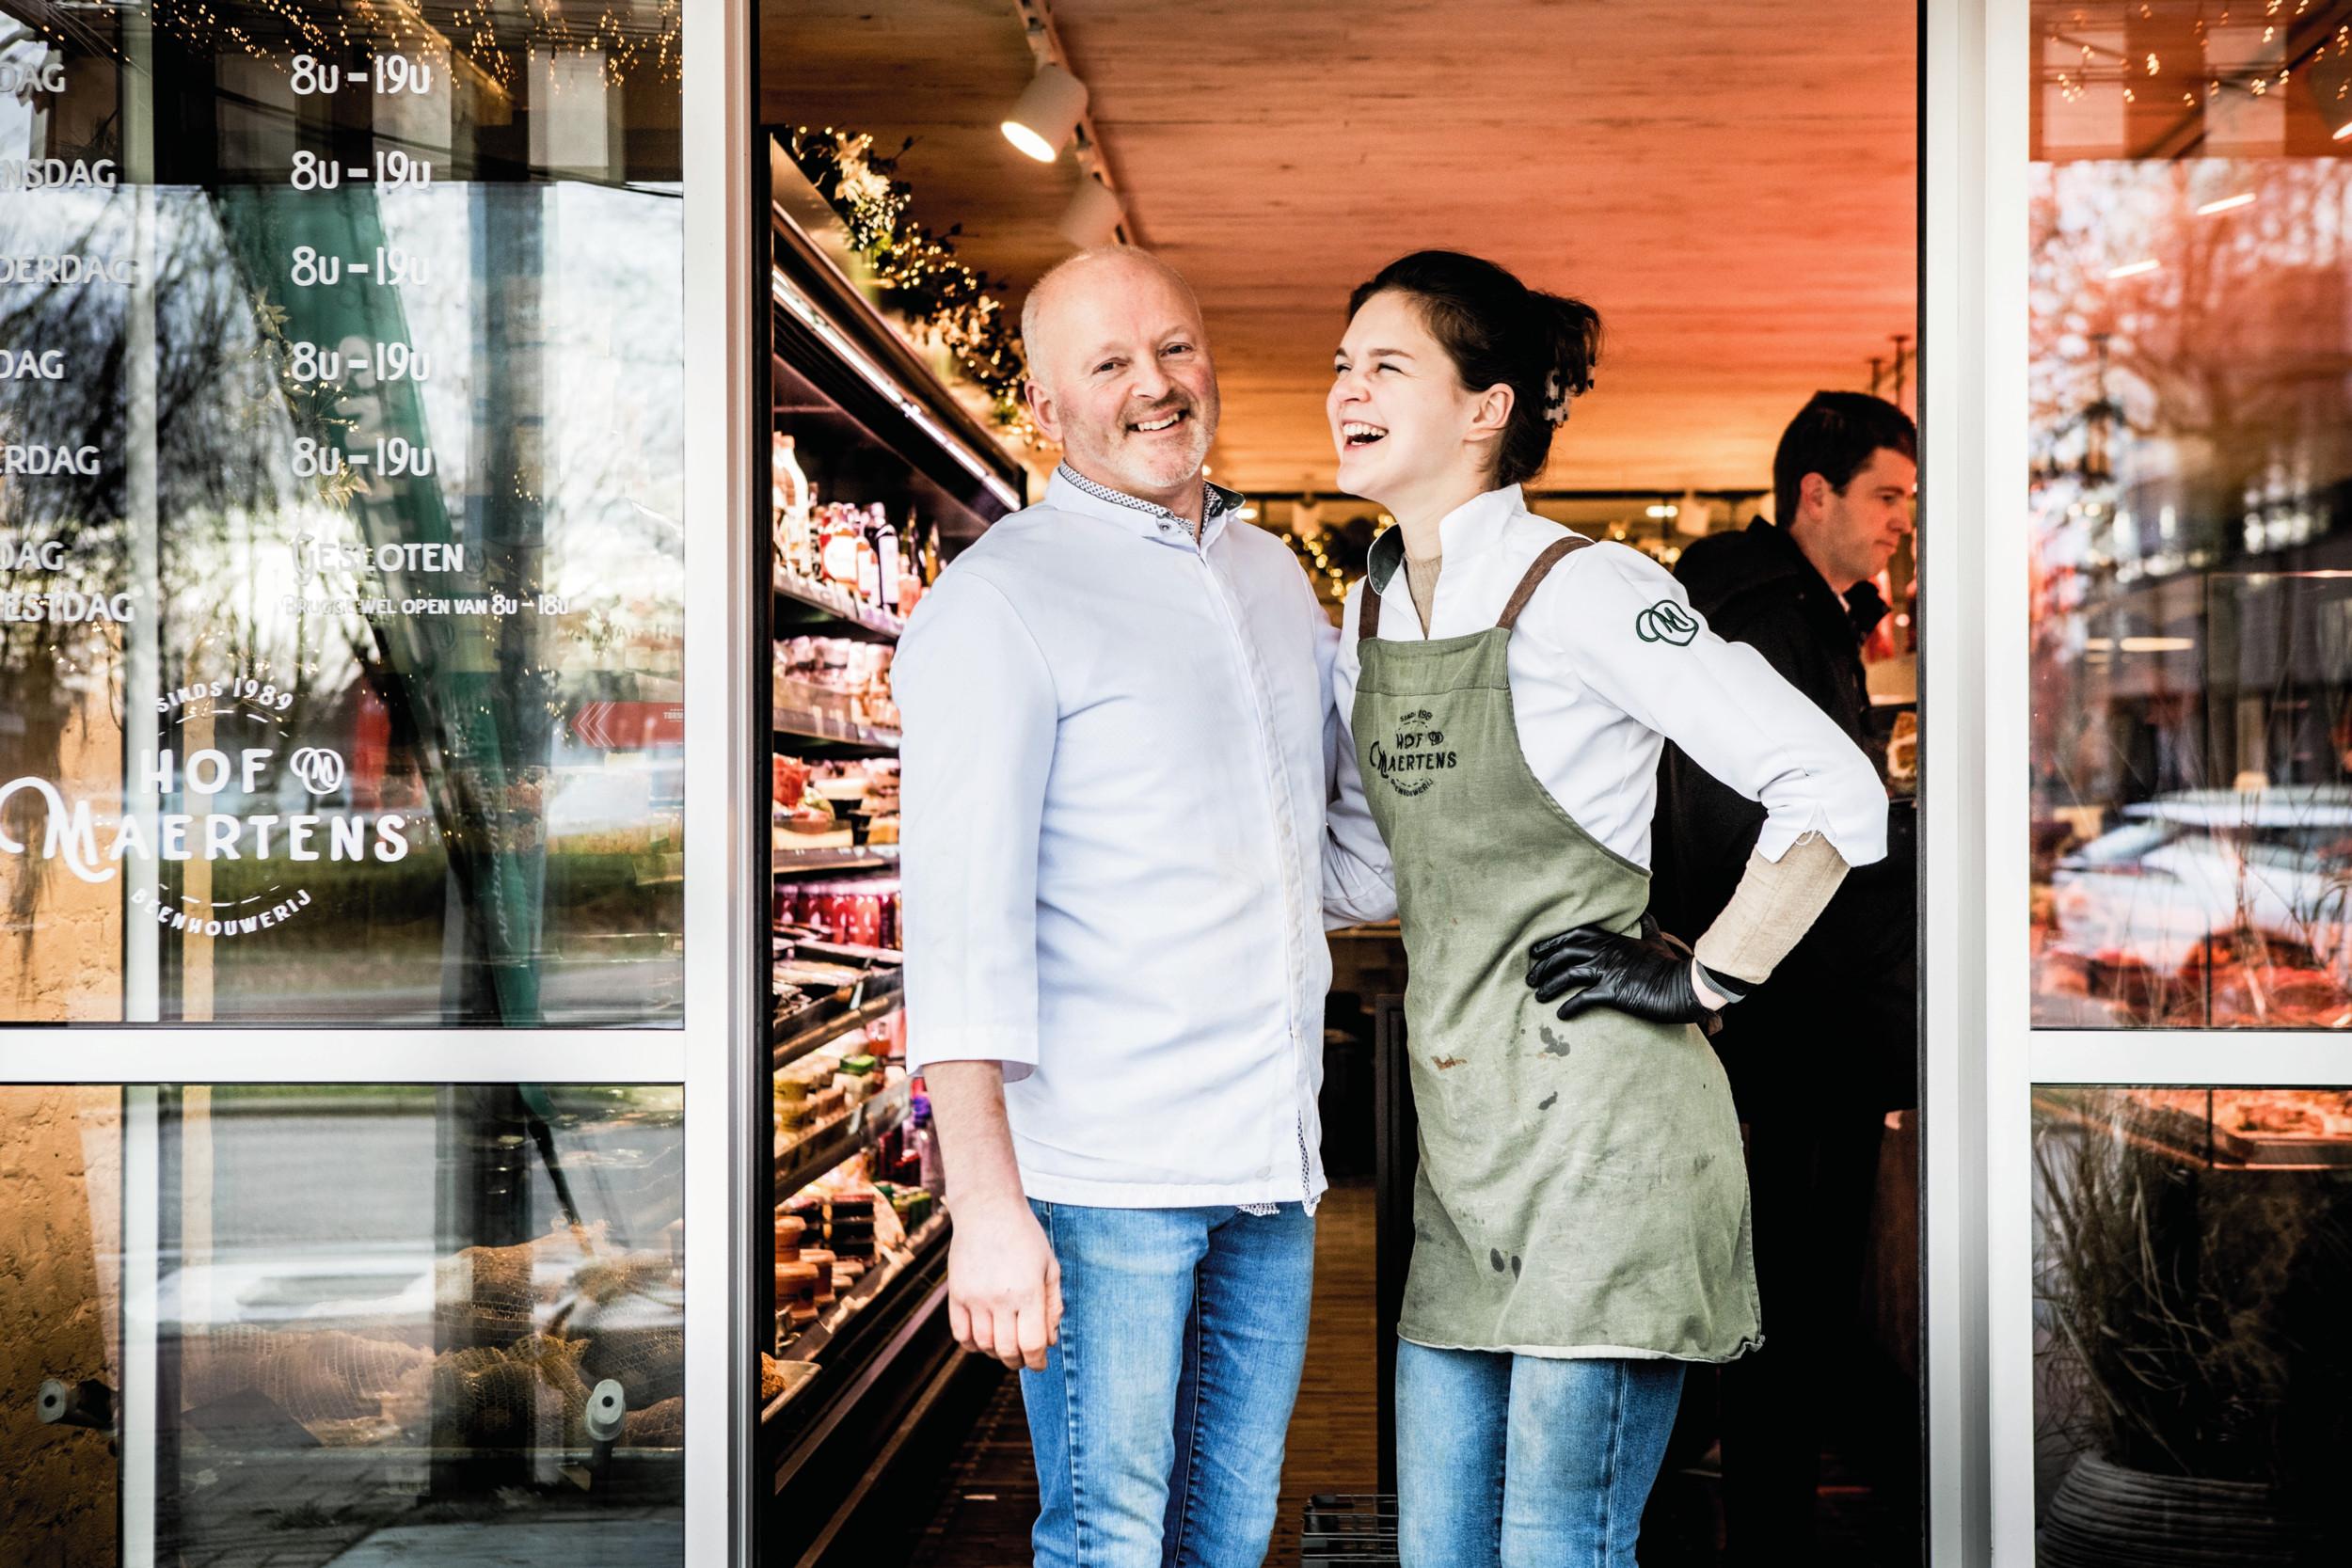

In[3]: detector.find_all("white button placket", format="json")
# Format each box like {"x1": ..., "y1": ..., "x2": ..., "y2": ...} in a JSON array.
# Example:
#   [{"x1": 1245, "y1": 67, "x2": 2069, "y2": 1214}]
[{"x1": 1200, "y1": 542, "x2": 1319, "y2": 1211}]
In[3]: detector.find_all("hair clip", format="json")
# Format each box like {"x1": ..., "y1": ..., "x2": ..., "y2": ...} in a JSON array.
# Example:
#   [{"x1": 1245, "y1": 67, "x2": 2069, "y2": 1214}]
[{"x1": 1542, "y1": 371, "x2": 1569, "y2": 428}]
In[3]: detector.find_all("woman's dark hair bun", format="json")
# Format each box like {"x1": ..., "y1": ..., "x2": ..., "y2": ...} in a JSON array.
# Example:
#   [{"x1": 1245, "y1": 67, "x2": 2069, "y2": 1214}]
[{"x1": 1347, "y1": 250, "x2": 1603, "y2": 488}]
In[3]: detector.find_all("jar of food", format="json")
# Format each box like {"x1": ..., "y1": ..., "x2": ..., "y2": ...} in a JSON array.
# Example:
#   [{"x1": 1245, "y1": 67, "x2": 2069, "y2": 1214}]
[
  {"x1": 801, "y1": 1248, "x2": 837, "y2": 1304},
  {"x1": 775, "y1": 1259, "x2": 821, "y2": 1326}
]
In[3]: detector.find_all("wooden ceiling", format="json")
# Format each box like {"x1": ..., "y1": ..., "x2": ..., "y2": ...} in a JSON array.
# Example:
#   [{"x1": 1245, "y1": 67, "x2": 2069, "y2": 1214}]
[{"x1": 762, "y1": 0, "x2": 1917, "y2": 496}]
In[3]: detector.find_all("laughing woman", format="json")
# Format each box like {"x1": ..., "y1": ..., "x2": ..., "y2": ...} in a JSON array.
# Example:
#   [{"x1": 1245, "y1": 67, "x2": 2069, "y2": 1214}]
[{"x1": 1320, "y1": 251, "x2": 1889, "y2": 1568}]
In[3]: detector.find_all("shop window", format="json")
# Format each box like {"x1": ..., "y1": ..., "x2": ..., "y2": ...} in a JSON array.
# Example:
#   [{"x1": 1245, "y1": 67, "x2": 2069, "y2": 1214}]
[
  {"x1": 2029, "y1": 4, "x2": 2352, "y2": 1028},
  {"x1": 0, "y1": 1082, "x2": 684, "y2": 1564},
  {"x1": 0, "y1": 3, "x2": 687, "y2": 1025},
  {"x1": 2032, "y1": 1085, "x2": 2352, "y2": 1560}
]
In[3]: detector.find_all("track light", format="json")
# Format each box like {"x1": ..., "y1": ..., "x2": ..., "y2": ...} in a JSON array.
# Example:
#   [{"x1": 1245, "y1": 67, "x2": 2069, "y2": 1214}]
[
  {"x1": 1003, "y1": 64, "x2": 1088, "y2": 162},
  {"x1": 1057, "y1": 177, "x2": 1124, "y2": 247}
]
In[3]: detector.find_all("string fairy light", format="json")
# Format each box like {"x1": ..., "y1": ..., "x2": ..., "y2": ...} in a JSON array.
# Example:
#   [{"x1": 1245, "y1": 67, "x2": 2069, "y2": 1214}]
[{"x1": 786, "y1": 126, "x2": 1038, "y2": 444}]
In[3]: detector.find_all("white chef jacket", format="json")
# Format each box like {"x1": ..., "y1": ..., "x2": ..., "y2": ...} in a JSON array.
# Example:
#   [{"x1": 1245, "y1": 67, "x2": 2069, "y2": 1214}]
[
  {"x1": 1325, "y1": 485, "x2": 1887, "y2": 925},
  {"x1": 898, "y1": 467, "x2": 1333, "y2": 1210}
]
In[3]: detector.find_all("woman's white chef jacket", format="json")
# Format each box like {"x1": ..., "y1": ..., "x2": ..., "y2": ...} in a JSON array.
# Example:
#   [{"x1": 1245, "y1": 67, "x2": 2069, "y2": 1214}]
[{"x1": 1324, "y1": 485, "x2": 1888, "y2": 925}]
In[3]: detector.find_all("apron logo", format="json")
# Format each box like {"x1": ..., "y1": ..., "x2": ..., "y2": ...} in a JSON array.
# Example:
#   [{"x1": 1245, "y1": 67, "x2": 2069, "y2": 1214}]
[
  {"x1": 1367, "y1": 706, "x2": 1457, "y2": 797},
  {"x1": 1635, "y1": 600, "x2": 1699, "y2": 646}
]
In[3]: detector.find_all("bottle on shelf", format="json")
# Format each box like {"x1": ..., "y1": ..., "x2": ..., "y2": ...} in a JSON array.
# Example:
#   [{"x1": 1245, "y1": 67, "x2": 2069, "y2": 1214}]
[
  {"x1": 919, "y1": 514, "x2": 943, "y2": 587},
  {"x1": 855, "y1": 504, "x2": 882, "y2": 608},
  {"x1": 911, "y1": 1092, "x2": 942, "y2": 1196},
  {"x1": 772, "y1": 434, "x2": 813, "y2": 579},
  {"x1": 872, "y1": 506, "x2": 902, "y2": 616},
  {"x1": 895, "y1": 508, "x2": 923, "y2": 617},
  {"x1": 820, "y1": 503, "x2": 863, "y2": 594}
]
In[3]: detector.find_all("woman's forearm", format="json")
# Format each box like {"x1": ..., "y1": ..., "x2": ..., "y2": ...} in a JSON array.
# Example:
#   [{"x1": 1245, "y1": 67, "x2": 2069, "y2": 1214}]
[{"x1": 1691, "y1": 832, "x2": 1851, "y2": 987}]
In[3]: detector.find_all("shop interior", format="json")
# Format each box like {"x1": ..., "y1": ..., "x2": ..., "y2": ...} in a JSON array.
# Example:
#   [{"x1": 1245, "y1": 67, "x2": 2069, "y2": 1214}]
[{"x1": 749, "y1": 3, "x2": 1920, "y2": 1565}]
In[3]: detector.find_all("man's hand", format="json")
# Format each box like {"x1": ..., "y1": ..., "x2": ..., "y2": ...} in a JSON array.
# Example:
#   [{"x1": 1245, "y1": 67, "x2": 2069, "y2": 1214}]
[
  {"x1": 1526, "y1": 923, "x2": 1718, "y2": 1027},
  {"x1": 946, "y1": 1195, "x2": 1063, "y2": 1372}
]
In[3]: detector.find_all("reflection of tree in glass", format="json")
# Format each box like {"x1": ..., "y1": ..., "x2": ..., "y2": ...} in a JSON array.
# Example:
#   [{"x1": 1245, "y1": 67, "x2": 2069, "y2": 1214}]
[
  {"x1": 2029, "y1": 161, "x2": 2352, "y2": 1025},
  {"x1": 0, "y1": 189, "x2": 292, "y2": 964}
]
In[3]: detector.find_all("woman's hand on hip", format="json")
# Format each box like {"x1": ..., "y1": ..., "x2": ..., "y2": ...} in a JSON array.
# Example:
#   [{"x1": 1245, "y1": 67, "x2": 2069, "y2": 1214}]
[
  {"x1": 946, "y1": 1194, "x2": 1063, "y2": 1372},
  {"x1": 1526, "y1": 924, "x2": 1719, "y2": 1027}
]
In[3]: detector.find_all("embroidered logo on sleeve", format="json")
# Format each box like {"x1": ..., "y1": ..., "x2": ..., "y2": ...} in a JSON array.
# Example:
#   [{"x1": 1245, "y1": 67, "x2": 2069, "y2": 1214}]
[{"x1": 1635, "y1": 600, "x2": 1700, "y2": 646}]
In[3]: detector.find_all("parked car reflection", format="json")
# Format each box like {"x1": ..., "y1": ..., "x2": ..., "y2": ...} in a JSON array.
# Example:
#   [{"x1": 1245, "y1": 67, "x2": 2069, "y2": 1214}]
[{"x1": 2041, "y1": 787, "x2": 2352, "y2": 1027}]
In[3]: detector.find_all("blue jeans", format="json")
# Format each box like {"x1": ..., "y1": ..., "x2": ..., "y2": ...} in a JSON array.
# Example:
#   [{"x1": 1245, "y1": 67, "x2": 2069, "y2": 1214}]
[
  {"x1": 1020, "y1": 1199, "x2": 1315, "y2": 1568},
  {"x1": 1395, "y1": 1339, "x2": 1686, "y2": 1568}
]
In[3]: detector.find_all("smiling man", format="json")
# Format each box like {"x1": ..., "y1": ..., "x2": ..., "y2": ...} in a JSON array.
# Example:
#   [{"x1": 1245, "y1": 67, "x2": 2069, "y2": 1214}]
[{"x1": 894, "y1": 247, "x2": 1338, "y2": 1568}]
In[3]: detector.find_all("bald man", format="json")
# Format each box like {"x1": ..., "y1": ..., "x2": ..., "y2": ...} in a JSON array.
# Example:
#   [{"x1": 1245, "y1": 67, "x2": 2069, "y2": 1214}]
[{"x1": 897, "y1": 248, "x2": 1339, "y2": 1568}]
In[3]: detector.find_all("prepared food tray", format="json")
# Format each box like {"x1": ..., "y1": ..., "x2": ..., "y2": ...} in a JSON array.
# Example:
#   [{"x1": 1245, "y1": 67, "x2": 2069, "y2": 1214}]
[{"x1": 2122, "y1": 1088, "x2": 2352, "y2": 1166}]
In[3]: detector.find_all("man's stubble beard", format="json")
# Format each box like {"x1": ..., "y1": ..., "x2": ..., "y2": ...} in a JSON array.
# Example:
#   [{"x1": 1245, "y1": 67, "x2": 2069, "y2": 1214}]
[{"x1": 1070, "y1": 406, "x2": 1216, "y2": 502}]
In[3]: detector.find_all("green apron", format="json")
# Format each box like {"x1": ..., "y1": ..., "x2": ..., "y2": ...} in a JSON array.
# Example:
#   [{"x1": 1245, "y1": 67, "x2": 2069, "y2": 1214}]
[{"x1": 1354, "y1": 538, "x2": 1760, "y2": 1361}]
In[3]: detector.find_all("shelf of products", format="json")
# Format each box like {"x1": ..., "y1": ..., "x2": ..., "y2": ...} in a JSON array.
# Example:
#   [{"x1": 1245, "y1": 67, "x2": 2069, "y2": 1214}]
[
  {"x1": 756, "y1": 132, "x2": 1025, "y2": 1558},
  {"x1": 774, "y1": 845, "x2": 900, "y2": 876},
  {"x1": 771, "y1": 706, "x2": 901, "y2": 751},
  {"x1": 772, "y1": 751, "x2": 899, "y2": 857},
  {"x1": 776, "y1": 1074, "x2": 911, "y2": 1198},
  {"x1": 772, "y1": 976, "x2": 902, "y2": 1069},
  {"x1": 773, "y1": 565, "x2": 909, "y2": 641},
  {"x1": 760, "y1": 1132, "x2": 949, "y2": 1425}
]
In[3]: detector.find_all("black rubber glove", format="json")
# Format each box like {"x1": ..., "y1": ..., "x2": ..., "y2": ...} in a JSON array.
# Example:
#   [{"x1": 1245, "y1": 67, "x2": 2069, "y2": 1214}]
[{"x1": 1525, "y1": 923, "x2": 1719, "y2": 1028}]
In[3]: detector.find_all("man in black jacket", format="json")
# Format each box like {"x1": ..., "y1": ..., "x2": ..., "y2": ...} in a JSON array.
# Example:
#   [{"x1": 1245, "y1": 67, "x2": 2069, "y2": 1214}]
[{"x1": 1650, "y1": 390, "x2": 1917, "y2": 1561}]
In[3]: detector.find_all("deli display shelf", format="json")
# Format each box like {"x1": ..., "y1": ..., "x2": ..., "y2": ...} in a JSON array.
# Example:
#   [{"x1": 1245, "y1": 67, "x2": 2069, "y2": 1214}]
[
  {"x1": 773, "y1": 845, "x2": 899, "y2": 876},
  {"x1": 757, "y1": 127, "x2": 1019, "y2": 1568},
  {"x1": 773, "y1": 1079, "x2": 912, "y2": 1201},
  {"x1": 772, "y1": 982, "x2": 903, "y2": 1073},
  {"x1": 775, "y1": 566, "x2": 906, "y2": 639},
  {"x1": 766, "y1": 1211, "x2": 952, "y2": 1409},
  {"x1": 772, "y1": 706, "x2": 900, "y2": 751}
]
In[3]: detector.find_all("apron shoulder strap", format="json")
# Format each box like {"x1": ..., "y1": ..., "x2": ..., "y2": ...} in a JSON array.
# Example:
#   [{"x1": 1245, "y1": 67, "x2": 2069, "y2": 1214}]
[
  {"x1": 1359, "y1": 577, "x2": 1383, "y2": 641},
  {"x1": 1496, "y1": 535, "x2": 1592, "y2": 631}
]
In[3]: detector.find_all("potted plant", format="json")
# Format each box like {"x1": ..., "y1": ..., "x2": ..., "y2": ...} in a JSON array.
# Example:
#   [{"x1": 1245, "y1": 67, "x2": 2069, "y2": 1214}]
[{"x1": 2033, "y1": 1089, "x2": 2352, "y2": 1565}]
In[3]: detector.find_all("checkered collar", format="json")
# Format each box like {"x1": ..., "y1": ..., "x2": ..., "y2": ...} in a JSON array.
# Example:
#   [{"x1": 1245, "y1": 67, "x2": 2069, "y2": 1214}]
[{"x1": 1051, "y1": 462, "x2": 1244, "y2": 547}]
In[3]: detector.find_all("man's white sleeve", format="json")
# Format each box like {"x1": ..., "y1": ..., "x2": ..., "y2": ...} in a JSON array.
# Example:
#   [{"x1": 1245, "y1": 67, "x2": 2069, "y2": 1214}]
[
  {"x1": 897, "y1": 571, "x2": 1057, "y2": 1077},
  {"x1": 1545, "y1": 545, "x2": 1888, "y2": 868},
  {"x1": 1324, "y1": 580, "x2": 1400, "y2": 925}
]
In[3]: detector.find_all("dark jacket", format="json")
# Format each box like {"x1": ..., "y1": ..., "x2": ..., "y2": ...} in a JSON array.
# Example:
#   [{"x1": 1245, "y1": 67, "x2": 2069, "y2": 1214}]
[{"x1": 1652, "y1": 518, "x2": 1915, "y2": 1115}]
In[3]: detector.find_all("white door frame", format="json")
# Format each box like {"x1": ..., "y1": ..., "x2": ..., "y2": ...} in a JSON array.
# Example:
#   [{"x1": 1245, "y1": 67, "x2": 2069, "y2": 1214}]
[
  {"x1": 1944, "y1": 0, "x2": 2352, "y2": 1560},
  {"x1": 1922, "y1": 1, "x2": 1997, "y2": 1561}
]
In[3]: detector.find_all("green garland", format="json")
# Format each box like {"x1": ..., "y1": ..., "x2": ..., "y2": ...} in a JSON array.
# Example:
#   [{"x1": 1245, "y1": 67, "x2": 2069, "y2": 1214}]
[{"x1": 787, "y1": 127, "x2": 1034, "y2": 439}]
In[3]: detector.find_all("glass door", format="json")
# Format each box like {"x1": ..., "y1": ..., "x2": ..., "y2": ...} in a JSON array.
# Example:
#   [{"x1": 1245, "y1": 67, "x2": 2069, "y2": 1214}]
[
  {"x1": 1979, "y1": 2, "x2": 2352, "y2": 1560},
  {"x1": 0, "y1": 1, "x2": 758, "y2": 1562}
]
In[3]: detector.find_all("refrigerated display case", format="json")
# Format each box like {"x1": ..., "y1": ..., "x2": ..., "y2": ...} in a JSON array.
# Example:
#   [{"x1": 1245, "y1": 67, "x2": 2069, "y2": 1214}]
[{"x1": 754, "y1": 131, "x2": 1026, "y2": 1564}]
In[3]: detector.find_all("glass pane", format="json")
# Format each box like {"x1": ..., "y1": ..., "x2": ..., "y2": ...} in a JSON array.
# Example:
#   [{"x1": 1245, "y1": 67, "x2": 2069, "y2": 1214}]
[
  {"x1": 0, "y1": 2, "x2": 687, "y2": 1025},
  {"x1": 2028, "y1": 5, "x2": 2352, "y2": 1027},
  {"x1": 1, "y1": 1082, "x2": 684, "y2": 1565},
  {"x1": 2032, "y1": 1085, "x2": 2352, "y2": 1560}
]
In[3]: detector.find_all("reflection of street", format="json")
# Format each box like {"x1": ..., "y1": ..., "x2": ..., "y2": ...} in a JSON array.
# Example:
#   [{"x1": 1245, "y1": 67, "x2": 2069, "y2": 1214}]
[{"x1": 158, "y1": 1102, "x2": 685, "y2": 1566}]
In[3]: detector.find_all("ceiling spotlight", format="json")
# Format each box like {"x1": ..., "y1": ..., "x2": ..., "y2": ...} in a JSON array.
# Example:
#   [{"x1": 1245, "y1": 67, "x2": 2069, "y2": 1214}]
[
  {"x1": 1003, "y1": 63, "x2": 1088, "y2": 162},
  {"x1": 1057, "y1": 176, "x2": 1124, "y2": 247}
]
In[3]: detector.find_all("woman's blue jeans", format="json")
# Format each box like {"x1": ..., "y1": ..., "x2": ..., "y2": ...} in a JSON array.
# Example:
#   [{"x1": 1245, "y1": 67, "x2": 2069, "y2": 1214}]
[
  {"x1": 1395, "y1": 1338, "x2": 1686, "y2": 1568},
  {"x1": 1019, "y1": 1199, "x2": 1315, "y2": 1568}
]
